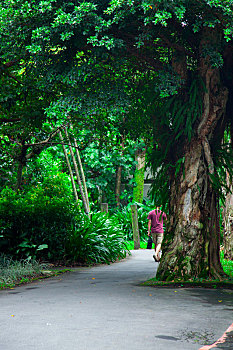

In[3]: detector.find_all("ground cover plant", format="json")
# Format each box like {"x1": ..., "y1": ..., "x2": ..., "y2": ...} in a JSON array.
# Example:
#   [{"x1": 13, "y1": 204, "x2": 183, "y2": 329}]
[{"x1": 0, "y1": 254, "x2": 48, "y2": 289}]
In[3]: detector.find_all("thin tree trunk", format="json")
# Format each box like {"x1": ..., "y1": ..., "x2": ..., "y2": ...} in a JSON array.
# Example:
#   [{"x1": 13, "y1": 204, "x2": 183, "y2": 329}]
[
  {"x1": 16, "y1": 160, "x2": 24, "y2": 191},
  {"x1": 157, "y1": 28, "x2": 228, "y2": 281},
  {"x1": 64, "y1": 128, "x2": 90, "y2": 217},
  {"x1": 59, "y1": 131, "x2": 79, "y2": 202},
  {"x1": 115, "y1": 137, "x2": 125, "y2": 207},
  {"x1": 115, "y1": 165, "x2": 122, "y2": 207},
  {"x1": 15, "y1": 144, "x2": 27, "y2": 190},
  {"x1": 133, "y1": 148, "x2": 146, "y2": 203},
  {"x1": 68, "y1": 120, "x2": 90, "y2": 212},
  {"x1": 73, "y1": 138, "x2": 90, "y2": 213}
]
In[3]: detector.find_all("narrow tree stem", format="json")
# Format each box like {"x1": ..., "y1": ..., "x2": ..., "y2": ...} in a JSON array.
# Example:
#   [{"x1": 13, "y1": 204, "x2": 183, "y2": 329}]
[{"x1": 59, "y1": 131, "x2": 79, "y2": 202}]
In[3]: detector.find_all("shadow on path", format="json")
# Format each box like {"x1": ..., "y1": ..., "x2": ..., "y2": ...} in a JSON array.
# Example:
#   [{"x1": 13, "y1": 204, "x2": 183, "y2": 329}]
[{"x1": 1, "y1": 250, "x2": 232, "y2": 350}]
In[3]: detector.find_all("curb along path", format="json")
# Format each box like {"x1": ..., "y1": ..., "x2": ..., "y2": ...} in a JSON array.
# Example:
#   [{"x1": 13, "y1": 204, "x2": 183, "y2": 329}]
[{"x1": 1, "y1": 250, "x2": 233, "y2": 350}]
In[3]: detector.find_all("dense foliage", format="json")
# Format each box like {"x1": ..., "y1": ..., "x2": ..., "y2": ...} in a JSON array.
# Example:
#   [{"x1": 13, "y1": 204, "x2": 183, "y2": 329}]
[
  {"x1": 66, "y1": 211, "x2": 127, "y2": 264},
  {"x1": 1, "y1": 0, "x2": 233, "y2": 279},
  {"x1": 0, "y1": 186, "x2": 129, "y2": 264},
  {"x1": 0, "y1": 174, "x2": 76, "y2": 260}
]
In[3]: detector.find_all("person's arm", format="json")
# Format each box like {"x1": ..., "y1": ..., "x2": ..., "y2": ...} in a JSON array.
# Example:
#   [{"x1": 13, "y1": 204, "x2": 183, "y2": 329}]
[{"x1": 148, "y1": 219, "x2": 151, "y2": 236}]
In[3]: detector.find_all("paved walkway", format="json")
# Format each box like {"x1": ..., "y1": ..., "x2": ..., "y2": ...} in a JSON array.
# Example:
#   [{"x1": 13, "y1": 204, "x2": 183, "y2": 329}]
[{"x1": 1, "y1": 250, "x2": 232, "y2": 350}]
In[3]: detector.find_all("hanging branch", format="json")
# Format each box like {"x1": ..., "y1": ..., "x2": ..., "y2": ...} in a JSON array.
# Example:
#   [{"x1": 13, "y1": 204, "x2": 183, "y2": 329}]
[
  {"x1": 64, "y1": 127, "x2": 90, "y2": 217},
  {"x1": 58, "y1": 130, "x2": 79, "y2": 203}
]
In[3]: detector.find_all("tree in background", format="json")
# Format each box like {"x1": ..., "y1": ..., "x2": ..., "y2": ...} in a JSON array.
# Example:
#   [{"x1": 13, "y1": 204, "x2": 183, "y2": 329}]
[{"x1": 132, "y1": 144, "x2": 146, "y2": 204}]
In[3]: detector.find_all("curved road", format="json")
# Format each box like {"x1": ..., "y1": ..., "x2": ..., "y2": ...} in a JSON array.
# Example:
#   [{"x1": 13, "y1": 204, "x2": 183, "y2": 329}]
[{"x1": 1, "y1": 250, "x2": 232, "y2": 350}]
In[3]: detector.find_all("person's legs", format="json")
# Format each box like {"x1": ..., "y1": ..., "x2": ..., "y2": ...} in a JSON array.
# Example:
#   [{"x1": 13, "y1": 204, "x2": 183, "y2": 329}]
[
  {"x1": 155, "y1": 233, "x2": 163, "y2": 261},
  {"x1": 152, "y1": 233, "x2": 159, "y2": 262},
  {"x1": 155, "y1": 243, "x2": 161, "y2": 261}
]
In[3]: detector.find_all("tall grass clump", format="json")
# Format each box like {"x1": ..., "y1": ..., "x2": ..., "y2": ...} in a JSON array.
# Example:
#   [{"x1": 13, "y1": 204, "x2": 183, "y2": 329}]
[{"x1": 65, "y1": 211, "x2": 128, "y2": 264}]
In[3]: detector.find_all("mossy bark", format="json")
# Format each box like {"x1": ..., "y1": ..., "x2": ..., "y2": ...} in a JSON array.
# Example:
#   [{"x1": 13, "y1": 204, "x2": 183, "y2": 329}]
[
  {"x1": 157, "y1": 141, "x2": 224, "y2": 280},
  {"x1": 133, "y1": 167, "x2": 145, "y2": 203},
  {"x1": 133, "y1": 149, "x2": 146, "y2": 203},
  {"x1": 223, "y1": 175, "x2": 233, "y2": 260},
  {"x1": 157, "y1": 28, "x2": 228, "y2": 281}
]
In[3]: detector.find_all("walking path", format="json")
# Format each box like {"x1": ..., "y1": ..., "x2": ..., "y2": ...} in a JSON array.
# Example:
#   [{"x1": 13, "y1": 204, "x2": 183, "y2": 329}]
[{"x1": 1, "y1": 250, "x2": 232, "y2": 350}]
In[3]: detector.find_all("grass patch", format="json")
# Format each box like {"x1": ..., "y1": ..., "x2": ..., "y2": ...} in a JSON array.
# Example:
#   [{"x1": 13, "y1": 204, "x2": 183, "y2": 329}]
[
  {"x1": 220, "y1": 250, "x2": 233, "y2": 278},
  {"x1": 141, "y1": 279, "x2": 233, "y2": 289},
  {"x1": 125, "y1": 240, "x2": 148, "y2": 250},
  {"x1": 141, "y1": 250, "x2": 233, "y2": 289},
  {"x1": 0, "y1": 254, "x2": 70, "y2": 290}
]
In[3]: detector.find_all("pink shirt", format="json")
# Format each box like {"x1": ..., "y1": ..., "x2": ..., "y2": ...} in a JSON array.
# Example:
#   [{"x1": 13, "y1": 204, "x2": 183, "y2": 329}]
[{"x1": 148, "y1": 209, "x2": 167, "y2": 233}]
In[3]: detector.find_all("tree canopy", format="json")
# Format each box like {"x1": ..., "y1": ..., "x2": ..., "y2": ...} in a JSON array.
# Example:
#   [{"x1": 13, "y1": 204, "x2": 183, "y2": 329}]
[{"x1": 1, "y1": 0, "x2": 233, "y2": 280}]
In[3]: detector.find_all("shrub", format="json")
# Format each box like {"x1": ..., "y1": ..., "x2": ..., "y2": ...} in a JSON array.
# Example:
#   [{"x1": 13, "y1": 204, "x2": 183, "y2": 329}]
[
  {"x1": 65, "y1": 211, "x2": 128, "y2": 264},
  {"x1": 0, "y1": 174, "x2": 78, "y2": 260},
  {"x1": 0, "y1": 181, "x2": 128, "y2": 264}
]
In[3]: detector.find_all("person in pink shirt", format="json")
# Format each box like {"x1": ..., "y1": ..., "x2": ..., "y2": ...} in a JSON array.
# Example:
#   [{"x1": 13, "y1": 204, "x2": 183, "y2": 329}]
[{"x1": 147, "y1": 205, "x2": 167, "y2": 262}]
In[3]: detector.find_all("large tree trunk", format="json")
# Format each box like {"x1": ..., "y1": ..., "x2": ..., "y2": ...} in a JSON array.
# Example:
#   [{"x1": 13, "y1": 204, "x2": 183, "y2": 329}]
[
  {"x1": 157, "y1": 28, "x2": 228, "y2": 281},
  {"x1": 157, "y1": 140, "x2": 224, "y2": 280}
]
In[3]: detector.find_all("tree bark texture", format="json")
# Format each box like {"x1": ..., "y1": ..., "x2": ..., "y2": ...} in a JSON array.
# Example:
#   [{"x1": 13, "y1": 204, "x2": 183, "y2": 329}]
[
  {"x1": 115, "y1": 138, "x2": 125, "y2": 207},
  {"x1": 15, "y1": 143, "x2": 27, "y2": 190},
  {"x1": 157, "y1": 28, "x2": 229, "y2": 280},
  {"x1": 131, "y1": 204, "x2": 140, "y2": 249},
  {"x1": 115, "y1": 165, "x2": 122, "y2": 207},
  {"x1": 222, "y1": 173, "x2": 233, "y2": 260},
  {"x1": 133, "y1": 149, "x2": 146, "y2": 204}
]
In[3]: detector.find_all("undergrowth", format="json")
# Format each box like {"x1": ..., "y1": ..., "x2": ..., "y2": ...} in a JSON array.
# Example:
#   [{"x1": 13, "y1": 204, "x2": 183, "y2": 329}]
[{"x1": 0, "y1": 254, "x2": 48, "y2": 289}]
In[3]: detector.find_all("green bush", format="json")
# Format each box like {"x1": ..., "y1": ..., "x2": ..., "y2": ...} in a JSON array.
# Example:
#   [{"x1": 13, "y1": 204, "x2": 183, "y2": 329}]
[
  {"x1": 65, "y1": 211, "x2": 128, "y2": 264},
  {"x1": 0, "y1": 174, "x2": 78, "y2": 260},
  {"x1": 0, "y1": 177, "x2": 128, "y2": 264}
]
